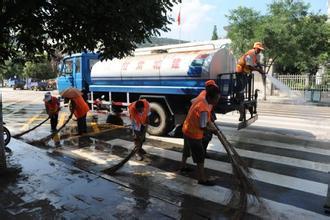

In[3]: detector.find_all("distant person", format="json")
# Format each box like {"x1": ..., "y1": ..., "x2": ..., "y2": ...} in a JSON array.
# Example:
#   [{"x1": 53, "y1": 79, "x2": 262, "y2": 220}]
[
  {"x1": 44, "y1": 92, "x2": 60, "y2": 132},
  {"x1": 69, "y1": 94, "x2": 90, "y2": 135},
  {"x1": 236, "y1": 42, "x2": 266, "y2": 121},
  {"x1": 180, "y1": 86, "x2": 220, "y2": 186},
  {"x1": 128, "y1": 99, "x2": 151, "y2": 161}
]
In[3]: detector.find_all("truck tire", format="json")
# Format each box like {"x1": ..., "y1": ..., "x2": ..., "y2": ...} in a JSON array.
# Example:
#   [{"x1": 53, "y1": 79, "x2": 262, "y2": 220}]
[{"x1": 148, "y1": 102, "x2": 169, "y2": 136}]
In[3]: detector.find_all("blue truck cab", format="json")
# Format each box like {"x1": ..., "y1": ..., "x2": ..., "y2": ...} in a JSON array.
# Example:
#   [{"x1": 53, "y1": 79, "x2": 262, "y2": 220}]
[{"x1": 57, "y1": 52, "x2": 99, "y2": 93}]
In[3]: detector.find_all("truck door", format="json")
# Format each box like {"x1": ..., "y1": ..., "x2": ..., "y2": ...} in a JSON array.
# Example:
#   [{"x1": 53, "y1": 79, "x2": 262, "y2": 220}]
[
  {"x1": 57, "y1": 58, "x2": 74, "y2": 93},
  {"x1": 73, "y1": 57, "x2": 82, "y2": 90}
]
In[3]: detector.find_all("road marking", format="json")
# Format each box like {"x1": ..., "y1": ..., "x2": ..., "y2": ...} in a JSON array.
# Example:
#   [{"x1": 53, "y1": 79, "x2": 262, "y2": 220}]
[
  {"x1": 148, "y1": 135, "x2": 330, "y2": 173},
  {"x1": 58, "y1": 112, "x2": 67, "y2": 127},
  {"x1": 20, "y1": 115, "x2": 39, "y2": 131},
  {"x1": 222, "y1": 135, "x2": 330, "y2": 156},
  {"x1": 58, "y1": 144, "x2": 329, "y2": 220},
  {"x1": 108, "y1": 139, "x2": 328, "y2": 197}
]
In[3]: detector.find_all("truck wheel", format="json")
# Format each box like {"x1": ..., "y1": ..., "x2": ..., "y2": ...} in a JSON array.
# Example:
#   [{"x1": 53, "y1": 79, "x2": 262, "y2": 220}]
[{"x1": 148, "y1": 102, "x2": 169, "y2": 136}]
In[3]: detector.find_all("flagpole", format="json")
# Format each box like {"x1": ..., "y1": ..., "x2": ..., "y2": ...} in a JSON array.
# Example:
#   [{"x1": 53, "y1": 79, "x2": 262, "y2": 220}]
[{"x1": 178, "y1": 6, "x2": 181, "y2": 44}]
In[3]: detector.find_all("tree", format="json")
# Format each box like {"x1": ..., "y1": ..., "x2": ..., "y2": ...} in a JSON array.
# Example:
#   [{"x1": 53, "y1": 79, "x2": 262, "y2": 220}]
[
  {"x1": 226, "y1": 0, "x2": 330, "y2": 75},
  {"x1": 226, "y1": 7, "x2": 263, "y2": 57},
  {"x1": 0, "y1": 0, "x2": 180, "y2": 64},
  {"x1": 0, "y1": 0, "x2": 180, "y2": 171},
  {"x1": 23, "y1": 57, "x2": 57, "y2": 80},
  {"x1": 0, "y1": 61, "x2": 24, "y2": 80},
  {"x1": 211, "y1": 25, "x2": 219, "y2": 40}
]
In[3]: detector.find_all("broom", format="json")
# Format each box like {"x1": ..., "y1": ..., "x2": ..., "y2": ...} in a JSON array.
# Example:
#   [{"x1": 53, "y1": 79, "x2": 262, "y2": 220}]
[
  {"x1": 13, "y1": 116, "x2": 50, "y2": 138},
  {"x1": 28, "y1": 112, "x2": 73, "y2": 145},
  {"x1": 213, "y1": 122, "x2": 261, "y2": 219},
  {"x1": 214, "y1": 124, "x2": 249, "y2": 173}
]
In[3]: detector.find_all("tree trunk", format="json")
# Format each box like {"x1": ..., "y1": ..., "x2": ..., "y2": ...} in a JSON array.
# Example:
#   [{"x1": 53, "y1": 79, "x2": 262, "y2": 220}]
[{"x1": 0, "y1": 91, "x2": 7, "y2": 170}]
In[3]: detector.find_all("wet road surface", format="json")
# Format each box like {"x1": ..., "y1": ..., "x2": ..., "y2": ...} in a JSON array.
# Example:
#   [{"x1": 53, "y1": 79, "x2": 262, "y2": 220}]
[{"x1": 2, "y1": 88, "x2": 330, "y2": 219}]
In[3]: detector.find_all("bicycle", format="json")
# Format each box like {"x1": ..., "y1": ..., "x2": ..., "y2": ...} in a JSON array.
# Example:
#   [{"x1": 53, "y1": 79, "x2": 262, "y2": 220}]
[{"x1": 3, "y1": 122, "x2": 12, "y2": 153}]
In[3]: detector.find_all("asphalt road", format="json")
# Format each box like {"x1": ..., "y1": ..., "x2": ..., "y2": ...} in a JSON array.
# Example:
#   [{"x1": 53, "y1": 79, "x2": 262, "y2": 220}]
[{"x1": 1, "y1": 88, "x2": 330, "y2": 219}]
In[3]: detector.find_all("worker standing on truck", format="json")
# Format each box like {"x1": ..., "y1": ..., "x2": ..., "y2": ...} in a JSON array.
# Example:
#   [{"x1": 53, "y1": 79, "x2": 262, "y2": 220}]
[
  {"x1": 236, "y1": 42, "x2": 265, "y2": 121},
  {"x1": 128, "y1": 99, "x2": 151, "y2": 161},
  {"x1": 70, "y1": 94, "x2": 90, "y2": 135},
  {"x1": 44, "y1": 92, "x2": 60, "y2": 132},
  {"x1": 180, "y1": 86, "x2": 220, "y2": 186}
]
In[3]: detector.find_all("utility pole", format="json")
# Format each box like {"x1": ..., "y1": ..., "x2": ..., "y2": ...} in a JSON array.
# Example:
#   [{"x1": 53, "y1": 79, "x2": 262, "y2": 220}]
[{"x1": 0, "y1": 90, "x2": 7, "y2": 170}]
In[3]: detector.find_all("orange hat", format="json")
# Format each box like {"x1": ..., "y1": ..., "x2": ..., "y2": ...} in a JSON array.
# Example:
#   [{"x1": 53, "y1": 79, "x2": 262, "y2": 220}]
[
  {"x1": 205, "y1": 80, "x2": 218, "y2": 88},
  {"x1": 253, "y1": 42, "x2": 265, "y2": 50}
]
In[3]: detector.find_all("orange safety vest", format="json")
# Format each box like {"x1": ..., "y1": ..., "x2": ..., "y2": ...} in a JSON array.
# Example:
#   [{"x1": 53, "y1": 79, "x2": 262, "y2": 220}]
[
  {"x1": 182, "y1": 98, "x2": 211, "y2": 139},
  {"x1": 192, "y1": 90, "x2": 214, "y2": 111},
  {"x1": 45, "y1": 96, "x2": 60, "y2": 115},
  {"x1": 72, "y1": 96, "x2": 89, "y2": 119},
  {"x1": 128, "y1": 99, "x2": 150, "y2": 126},
  {"x1": 236, "y1": 49, "x2": 258, "y2": 73}
]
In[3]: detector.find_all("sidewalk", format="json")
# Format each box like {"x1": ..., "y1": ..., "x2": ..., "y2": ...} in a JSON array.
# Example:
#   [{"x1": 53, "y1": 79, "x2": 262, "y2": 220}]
[
  {"x1": 259, "y1": 95, "x2": 330, "y2": 107},
  {"x1": 0, "y1": 139, "x2": 179, "y2": 219}
]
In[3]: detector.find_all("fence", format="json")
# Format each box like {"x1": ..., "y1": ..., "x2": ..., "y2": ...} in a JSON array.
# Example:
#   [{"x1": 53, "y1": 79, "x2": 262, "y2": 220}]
[{"x1": 276, "y1": 74, "x2": 330, "y2": 91}]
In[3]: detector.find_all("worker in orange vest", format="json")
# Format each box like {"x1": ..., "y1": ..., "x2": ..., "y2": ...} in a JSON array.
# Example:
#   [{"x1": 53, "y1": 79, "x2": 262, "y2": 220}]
[
  {"x1": 181, "y1": 86, "x2": 220, "y2": 186},
  {"x1": 70, "y1": 94, "x2": 90, "y2": 135},
  {"x1": 236, "y1": 42, "x2": 266, "y2": 121},
  {"x1": 44, "y1": 92, "x2": 60, "y2": 132},
  {"x1": 191, "y1": 80, "x2": 218, "y2": 155},
  {"x1": 128, "y1": 99, "x2": 150, "y2": 161}
]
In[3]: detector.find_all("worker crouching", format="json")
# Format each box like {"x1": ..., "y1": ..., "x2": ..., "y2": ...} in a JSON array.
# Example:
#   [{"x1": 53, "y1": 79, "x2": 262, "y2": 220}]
[
  {"x1": 44, "y1": 92, "x2": 60, "y2": 132},
  {"x1": 128, "y1": 99, "x2": 150, "y2": 161},
  {"x1": 181, "y1": 86, "x2": 220, "y2": 186}
]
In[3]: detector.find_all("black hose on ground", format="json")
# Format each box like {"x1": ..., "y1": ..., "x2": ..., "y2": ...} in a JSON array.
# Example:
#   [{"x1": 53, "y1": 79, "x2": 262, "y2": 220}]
[
  {"x1": 28, "y1": 112, "x2": 73, "y2": 145},
  {"x1": 13, "y1": 117, "x2": 50, "y2": 138}
]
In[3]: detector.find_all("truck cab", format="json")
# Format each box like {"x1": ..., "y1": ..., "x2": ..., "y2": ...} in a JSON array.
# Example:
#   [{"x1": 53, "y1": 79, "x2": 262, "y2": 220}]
[{"x1": 57, "y1": 53, "x2": 99, "y2": 93}]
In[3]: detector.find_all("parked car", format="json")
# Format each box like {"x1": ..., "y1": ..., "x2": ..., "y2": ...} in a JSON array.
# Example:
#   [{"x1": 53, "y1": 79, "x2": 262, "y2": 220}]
[
  {"x1": 7, "y1": 78, "x2": 26, "y2": 90},
  {"x1": 25, "y1": 78, "x2": 48, "y2": 91}
]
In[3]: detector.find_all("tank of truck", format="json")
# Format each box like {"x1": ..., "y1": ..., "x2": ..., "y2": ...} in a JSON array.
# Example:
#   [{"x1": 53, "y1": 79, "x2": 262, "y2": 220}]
[{"x1": 91, "y1": 41, "x2": 236, "y2": 84}]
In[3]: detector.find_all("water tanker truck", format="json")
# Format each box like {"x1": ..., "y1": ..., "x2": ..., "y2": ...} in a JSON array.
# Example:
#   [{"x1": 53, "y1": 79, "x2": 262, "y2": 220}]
[{"x1": 57, "y1": 40, "x2": 258, "y2": 135}]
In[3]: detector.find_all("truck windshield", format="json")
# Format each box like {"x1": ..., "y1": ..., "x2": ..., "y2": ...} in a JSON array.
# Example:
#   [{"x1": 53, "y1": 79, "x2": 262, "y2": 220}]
[{"x1": 63, "y1": 59, "x2": 73, "y2": 75}]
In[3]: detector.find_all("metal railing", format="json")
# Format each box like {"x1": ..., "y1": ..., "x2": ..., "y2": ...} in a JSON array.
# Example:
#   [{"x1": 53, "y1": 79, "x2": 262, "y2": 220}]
[{"x1": 276, "y1": 74, "x2": 330, "y2": 91}]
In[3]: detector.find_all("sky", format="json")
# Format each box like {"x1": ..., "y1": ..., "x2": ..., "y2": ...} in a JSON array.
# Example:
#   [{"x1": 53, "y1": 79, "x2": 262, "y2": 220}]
[{"x1": 160, "y1": 0, "x2": 328, "y2": 42}]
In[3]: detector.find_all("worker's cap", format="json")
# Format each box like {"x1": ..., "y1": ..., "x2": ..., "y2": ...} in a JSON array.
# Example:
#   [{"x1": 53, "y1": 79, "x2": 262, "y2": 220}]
[
  {"x1": 205, "y1": 80, "x2": 219, "y2": 89},
  {"x1": 43, "y1": 92, "x2": 51, "y2": 102},
  {"x1": 253, "y1": 42, "x2": 265, "y2": 50}
]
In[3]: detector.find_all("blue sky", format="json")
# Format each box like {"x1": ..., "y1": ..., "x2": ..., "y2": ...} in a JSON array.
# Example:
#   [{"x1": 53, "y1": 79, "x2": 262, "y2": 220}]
[{"x1": 160, "y1": 0, "x2": 328, "y2": 41}]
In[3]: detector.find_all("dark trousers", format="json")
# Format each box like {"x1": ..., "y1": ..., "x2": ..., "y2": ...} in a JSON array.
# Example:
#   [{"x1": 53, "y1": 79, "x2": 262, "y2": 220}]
[
  {"x1": 202, "y1": 130, "x2": 212, "y2": 153},
  {"x1": 50, "y1": 114, "x2": 58, "y2": 131},
  {"x1": 77, "y1": 114, "x2": 87, "y2": 134}
]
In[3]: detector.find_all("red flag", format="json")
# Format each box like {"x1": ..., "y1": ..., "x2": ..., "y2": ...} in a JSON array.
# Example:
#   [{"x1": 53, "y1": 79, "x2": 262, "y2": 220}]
[{"x1": 177, "y1": 10, "x2": 181, "y2": 26}]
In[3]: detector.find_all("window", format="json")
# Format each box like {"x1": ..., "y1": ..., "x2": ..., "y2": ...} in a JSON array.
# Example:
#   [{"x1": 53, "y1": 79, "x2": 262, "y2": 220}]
[
  {"x1": 63, "y1": 59, "x2": 73, "y2": 74},
  {"x1": 89, "y1": 59, "x2": 98, "y2": 71},
  {"x1": 75, "y1": 57, "x2": 81, "y2": 73}
]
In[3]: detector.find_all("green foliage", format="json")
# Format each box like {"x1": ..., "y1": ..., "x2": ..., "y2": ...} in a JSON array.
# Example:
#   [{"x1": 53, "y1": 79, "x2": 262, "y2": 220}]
[
  {"x1": 211, "y1": 25, "x2": 219, "y2": 40},
  {"x1": 226, "y1": 7, "x2": 263, "y2": 57},
  {"x1": 23, "y1": 60, "x2": 56, "y2": 80},
  {"x1": 0, "y1": 61, "x2": 24, "y2": 80},
  {"x1": 226, "y1": 0, "x2": 330, "y2": 75},
  {"x1": 0, "y1": 0, "x2": 180, "y2": 65}
]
